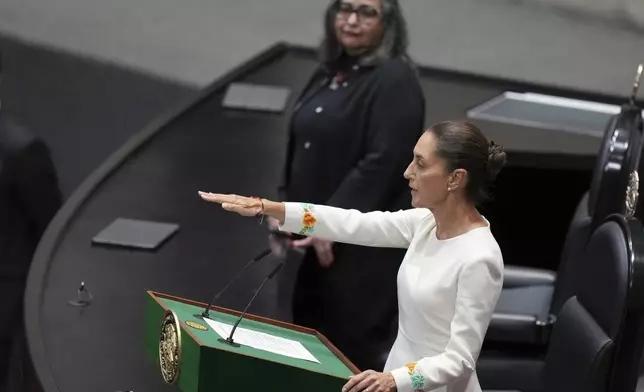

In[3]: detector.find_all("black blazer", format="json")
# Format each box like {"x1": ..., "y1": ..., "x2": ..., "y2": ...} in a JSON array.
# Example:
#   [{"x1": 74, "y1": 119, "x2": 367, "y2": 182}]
[
  {"x1": 0, "y1": 112, "x2": 62, "y2": 279},
  {"x1": 279, "y1": 56, "x2": 426, "y2": 213}
]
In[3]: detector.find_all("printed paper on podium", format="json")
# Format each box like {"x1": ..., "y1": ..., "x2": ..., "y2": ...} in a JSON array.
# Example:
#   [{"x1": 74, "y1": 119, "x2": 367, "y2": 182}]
[{"x1": 204, "y1": 319, "x2": 320, "y2": 363}]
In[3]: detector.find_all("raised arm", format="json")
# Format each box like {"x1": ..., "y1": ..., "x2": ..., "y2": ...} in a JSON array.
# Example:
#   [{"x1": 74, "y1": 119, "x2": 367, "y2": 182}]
[
  {"x1": 198, "y1": 193, "x2": 432, "y2": 249},
  {"x1": 389, "y1": 256, "x2": 503, "y2": 392},
  {"x1": 278, "y1": 202, "x2": 432, "y2": 248}
]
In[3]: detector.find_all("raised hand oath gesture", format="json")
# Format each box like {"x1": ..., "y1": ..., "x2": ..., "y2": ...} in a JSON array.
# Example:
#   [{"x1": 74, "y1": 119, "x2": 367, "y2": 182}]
[
  {"x1": 198, "y1": 192, "x2": 265, "y2": 217},
  {"x1": 199, "y1": 192, "x2": 334, "y2": 267}
]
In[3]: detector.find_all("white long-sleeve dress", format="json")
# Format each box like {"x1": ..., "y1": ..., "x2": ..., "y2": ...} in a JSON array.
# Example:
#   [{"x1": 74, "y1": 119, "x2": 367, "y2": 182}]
[{"x1": 278, "y1": 202, "x2": 504, "y2": 392}]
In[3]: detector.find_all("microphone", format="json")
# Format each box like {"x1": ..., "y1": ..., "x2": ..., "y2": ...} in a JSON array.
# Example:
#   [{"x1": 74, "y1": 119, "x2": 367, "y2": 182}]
[
  {"x1": 68, "y1": 281, "x2": 94, "y2": 307},
  {"x1": 219, "y1": 261, "x2": 285, "y2": 347},
  {"x1": 196, "y1": 248, "x2": 272, "y2": 319}
]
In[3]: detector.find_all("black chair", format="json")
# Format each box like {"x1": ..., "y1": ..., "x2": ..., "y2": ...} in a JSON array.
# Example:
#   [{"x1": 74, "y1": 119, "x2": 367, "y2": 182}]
[
  {"x1": 486, "y1": 104, "x2": 643, "y2": 346},
  {"x1": 481, "y1": 213, "x2": 643, "y2": 392},
  {"x1": 605, "y1": 217, "x2": 644, "y2": 392}
]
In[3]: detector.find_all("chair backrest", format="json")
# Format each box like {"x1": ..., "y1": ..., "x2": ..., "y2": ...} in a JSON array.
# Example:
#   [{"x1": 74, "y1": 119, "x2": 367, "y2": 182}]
[
  {"x1": 542, "y1": 215, "x2": 632, "y2": 392},
  {"x1": 588, "y1": 106, "x2": 642, "y2": 229},
  {"x1": 549, "y1": 191, "x2": 592, "y2": 315},
  {"x1": 606, "y1": 217, "x2": 644, "y2": 392},
  {"x1": 550, "y1": 107, "x2": 643, "y2": 316}
]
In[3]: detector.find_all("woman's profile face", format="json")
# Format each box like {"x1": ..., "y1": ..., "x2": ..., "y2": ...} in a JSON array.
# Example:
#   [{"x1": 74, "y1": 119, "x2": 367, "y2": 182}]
[
  {"x1": 334, "y1": 0, "x2": 384, "y2": 56},
  {"x1": 404, "y1": 132, "x2": 452, "y2": 209}
]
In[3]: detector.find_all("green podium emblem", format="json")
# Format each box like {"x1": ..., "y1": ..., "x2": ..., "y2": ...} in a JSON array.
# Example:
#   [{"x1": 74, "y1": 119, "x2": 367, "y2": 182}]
[{"x1": 159, "y1": 309, "x2": 182, "y2": 384}]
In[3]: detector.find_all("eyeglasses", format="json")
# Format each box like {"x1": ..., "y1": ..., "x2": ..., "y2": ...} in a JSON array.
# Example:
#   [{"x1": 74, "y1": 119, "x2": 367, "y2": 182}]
[{"x1": 336, "y1": 1, "x2": 380, "y2": 22}]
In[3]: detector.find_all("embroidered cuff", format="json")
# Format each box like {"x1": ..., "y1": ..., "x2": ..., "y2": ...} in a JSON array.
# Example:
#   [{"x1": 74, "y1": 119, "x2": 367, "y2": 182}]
[
  {"x1": 391, "y1": 363, "x2": 425, "y2": 392},
  {"x1": 298, "y1": 203, "x2": 317, "y2": 235},
  {"x1": 279, "y1": 202, "x2": 318, "y2": 235}
]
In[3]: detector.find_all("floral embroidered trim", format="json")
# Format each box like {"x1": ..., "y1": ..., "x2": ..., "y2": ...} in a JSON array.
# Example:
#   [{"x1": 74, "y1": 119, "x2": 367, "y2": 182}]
[
  {"x1": 299, "y1": 203, "x2": 317, "y2": 235},
  {"x1": 405, "y1": 362, "x2": 425, "y2": 391}
]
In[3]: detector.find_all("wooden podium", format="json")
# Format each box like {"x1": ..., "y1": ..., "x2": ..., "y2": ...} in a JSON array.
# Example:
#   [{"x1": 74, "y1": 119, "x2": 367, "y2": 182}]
[{"x1": 144, "y1": 291, "x2": 359, "y2": 391}]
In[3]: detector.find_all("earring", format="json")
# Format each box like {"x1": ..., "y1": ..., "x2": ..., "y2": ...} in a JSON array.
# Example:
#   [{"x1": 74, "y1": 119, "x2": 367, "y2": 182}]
[{"x1": 447, "y1": 186, "x2": 452, "y2": 192}]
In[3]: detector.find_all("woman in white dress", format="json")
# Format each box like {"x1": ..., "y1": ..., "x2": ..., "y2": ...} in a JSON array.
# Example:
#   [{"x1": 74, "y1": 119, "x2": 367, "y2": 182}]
[{"x1": 199, "y1": 120, "x2": 507, "y2": 392}]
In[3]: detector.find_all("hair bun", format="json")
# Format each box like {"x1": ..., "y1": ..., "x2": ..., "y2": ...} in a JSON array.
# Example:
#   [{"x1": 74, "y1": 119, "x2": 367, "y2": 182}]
[{"x1": 487, "y1": 141, "x2": 507, "y2": 181}]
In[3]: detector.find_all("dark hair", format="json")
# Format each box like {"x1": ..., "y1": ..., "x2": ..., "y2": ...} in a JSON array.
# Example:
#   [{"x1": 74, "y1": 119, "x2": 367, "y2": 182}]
[
  {"x1": 319, "y1": 0, "x2": 410, "y2": 68},
  {"x1": 428, "y1": 120, "x2": 507, "y2": 204},
  {"x1": 0, "y1": 50, "x2": 3, "y2": 74}
]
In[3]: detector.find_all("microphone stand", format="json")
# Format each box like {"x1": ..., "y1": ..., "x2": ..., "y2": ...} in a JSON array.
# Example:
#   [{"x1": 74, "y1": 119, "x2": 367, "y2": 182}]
[
  {"x1": 219, "y1": 261, "x2": 285, "y2": 347},
  {"x1": 195, "y1": 248, "x2": 272, "y2": 320}
]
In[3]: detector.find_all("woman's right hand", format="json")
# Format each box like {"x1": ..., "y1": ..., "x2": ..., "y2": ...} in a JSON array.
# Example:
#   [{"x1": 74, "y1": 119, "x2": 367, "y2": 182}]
[
  {"x1": 198, "y1": 192, "x2": 262, "y2": 216},
  {"x1": 200, "y1": 192, "x2": 295, "y2": 258},
  {"x1": 198, "y1": 192, "x2": 286, "y2": 223}
]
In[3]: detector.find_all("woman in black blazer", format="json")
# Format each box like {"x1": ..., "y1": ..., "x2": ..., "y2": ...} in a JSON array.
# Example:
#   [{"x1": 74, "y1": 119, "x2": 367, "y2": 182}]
[{"x1": 273, "y1": 0, "x2": 425, "y2": 371}]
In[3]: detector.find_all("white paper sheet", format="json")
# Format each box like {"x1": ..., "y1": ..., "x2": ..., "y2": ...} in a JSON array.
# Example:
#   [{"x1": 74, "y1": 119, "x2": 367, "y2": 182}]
[{"x1": 204, "y1": 319, "x2": 320, "y2": 363}]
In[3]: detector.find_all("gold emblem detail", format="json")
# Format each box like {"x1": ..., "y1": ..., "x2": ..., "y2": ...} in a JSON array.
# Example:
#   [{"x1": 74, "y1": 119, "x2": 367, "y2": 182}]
[
  {"x1": 625, "y1": 170, "x2": 640, "y2": 219},
  {"x1": 186, "y1": 320, "x2": 208, "y2": 331},
  {"x1": 159, "y1": 310, "x2": 182, "y2": 384}
]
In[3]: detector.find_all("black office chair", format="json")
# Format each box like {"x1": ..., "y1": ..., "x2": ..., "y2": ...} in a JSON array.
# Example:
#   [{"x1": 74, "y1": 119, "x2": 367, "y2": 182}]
[
  {"x1": 605, "y1": 216, "x2": 644, "y2": 392},
  {"x1": 482, "y1": 213, "x2": 643, "y2": 392},
  {"x1": 486, "y1": 103, "x2": 643, "y2": 346}
]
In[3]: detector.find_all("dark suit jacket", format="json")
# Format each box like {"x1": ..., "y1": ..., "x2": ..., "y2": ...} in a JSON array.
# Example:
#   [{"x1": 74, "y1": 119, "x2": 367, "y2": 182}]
[
  {"x1": 0, "y1": 111, "x2": 62, "y2": 281},
  {"x1": 279, "y1": 56, "x2": 426, "y2": 212}
]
